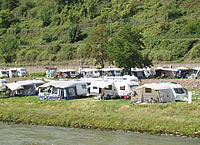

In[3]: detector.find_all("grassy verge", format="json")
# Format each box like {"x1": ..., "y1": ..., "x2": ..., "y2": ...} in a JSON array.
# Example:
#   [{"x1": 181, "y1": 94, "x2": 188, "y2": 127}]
[{"x1": 0, "y1": 96, "x2": 200, "y2": 137}]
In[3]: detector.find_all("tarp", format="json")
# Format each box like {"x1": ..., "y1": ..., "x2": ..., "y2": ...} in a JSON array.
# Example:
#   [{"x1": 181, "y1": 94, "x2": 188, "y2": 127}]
[{"x1": 38, "y1": 81, "x2": 75, "y2": 89}]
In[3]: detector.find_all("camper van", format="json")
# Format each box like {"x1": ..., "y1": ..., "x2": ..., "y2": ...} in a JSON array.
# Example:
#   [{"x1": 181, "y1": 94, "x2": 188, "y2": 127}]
[
  {"x1": 101, "y1": 68, "x2": 121, "y2": 77},
  {"x1": 80, "y1": 68, "x2": 100, "y2": 78},
  {"x1": 160, "y1": 82, "x2": 187, "y2": 101}
]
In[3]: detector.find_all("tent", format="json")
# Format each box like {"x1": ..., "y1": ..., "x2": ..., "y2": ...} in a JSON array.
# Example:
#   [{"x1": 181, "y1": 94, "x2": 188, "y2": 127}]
[
  {"x1": 38, "y1": 81, "x2": 77, "y2": 100},
  {"x1": 4, "y1": 80, "x2": 44, "y2": 96},
  {"x1": 131, "y1": 83, "x2": 175, "y2": 104}
]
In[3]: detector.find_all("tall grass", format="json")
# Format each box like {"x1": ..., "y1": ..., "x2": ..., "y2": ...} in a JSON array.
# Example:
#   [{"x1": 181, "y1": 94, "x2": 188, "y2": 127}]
[{"x1": 0, "y1": 96, "x2": 200, "y2": 137}]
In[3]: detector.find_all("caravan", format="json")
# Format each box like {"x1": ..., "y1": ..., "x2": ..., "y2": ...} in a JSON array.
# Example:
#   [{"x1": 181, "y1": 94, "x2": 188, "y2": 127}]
[
  {"x1": 80, "y1": 68, "x2": 100, "y2": 78},
  {"x1": 0, "y1": 69, "x2": 8, "y2": 78},
  {"x1": 55, "y1": 69, "x2": 81, "y2": 78},
  {"x1": 88, "y1": 81, "x2": 118, "y2": 99},
  {"x1": 17, "y1": 68, "x2": 27, "y2": 77},
  {"x1": 101, "y1": 68, "x2": 121, "y2": 77}
]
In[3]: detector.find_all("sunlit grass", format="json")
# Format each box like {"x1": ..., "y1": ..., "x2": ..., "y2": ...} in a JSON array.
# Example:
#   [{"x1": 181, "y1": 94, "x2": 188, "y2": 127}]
[{"x1": 0, "y1": 96, "x2": 200, "y2": 137}]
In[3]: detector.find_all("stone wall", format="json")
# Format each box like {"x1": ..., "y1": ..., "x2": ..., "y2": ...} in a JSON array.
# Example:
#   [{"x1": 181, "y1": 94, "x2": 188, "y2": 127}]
[{"x1": 140, "y1": 79, "x2": 200, "y2": 90}]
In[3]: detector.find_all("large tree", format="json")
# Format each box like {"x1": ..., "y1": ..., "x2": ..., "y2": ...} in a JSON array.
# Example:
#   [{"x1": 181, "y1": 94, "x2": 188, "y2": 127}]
[
  {"x1": 107, "y1": 24, "x2": 152, "y2": 75},
  {"x1": 82, "y1": 24, "x2": 110, "y2": 68}
]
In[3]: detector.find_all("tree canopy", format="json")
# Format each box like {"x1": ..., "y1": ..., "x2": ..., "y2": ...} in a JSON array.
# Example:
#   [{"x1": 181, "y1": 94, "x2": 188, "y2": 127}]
[{"x1": 107, "y1": 24, "x2": 152, "y2": 74}]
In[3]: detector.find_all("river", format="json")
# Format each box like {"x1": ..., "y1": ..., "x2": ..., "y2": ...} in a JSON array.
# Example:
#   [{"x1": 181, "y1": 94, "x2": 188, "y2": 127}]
[{"x1": 0, "y1": 122, "x2": 199, "y2": 145}]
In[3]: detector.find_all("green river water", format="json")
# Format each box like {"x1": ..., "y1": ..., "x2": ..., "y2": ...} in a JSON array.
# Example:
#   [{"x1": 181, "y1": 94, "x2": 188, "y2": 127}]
[{"x1": 0, "y1": 122, "x2": 199, "y2": 145}]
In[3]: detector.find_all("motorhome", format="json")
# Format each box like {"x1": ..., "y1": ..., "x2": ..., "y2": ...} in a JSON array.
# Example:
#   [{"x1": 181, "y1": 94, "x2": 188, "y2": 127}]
[
  {"x1": 55, "y1": 69, "x2": 81, "y2": 78},
  {"x1": 101, "y1": 68, "x2": 121, "y2": 77},
  {"x1": 80, "y1": 68, "x2": 100, "y2": 78}
]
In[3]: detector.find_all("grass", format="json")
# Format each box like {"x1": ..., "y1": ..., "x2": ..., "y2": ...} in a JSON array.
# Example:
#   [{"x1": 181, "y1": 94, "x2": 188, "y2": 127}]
[{"x1": 0, "y1": 96, "x2": 200, "y2": 137}]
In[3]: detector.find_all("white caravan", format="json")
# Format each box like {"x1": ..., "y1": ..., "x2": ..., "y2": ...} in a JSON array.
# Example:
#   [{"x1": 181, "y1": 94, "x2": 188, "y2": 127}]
[
  {"x1": 0, "y1": 69, "x2": 8, "y2": 78},
  {"x1": 101, "y1": 68, "x2": 121, "y2": 76},
  {"x1": 8, "y1": 68, "x2": 18, "y2": 78},
  {"x1": 88, "y1": 80, "x2": 118, "y2": 99},
  {"x1": 80, "y1": 68, "x2": 100, "y2": 78},
  {"x1": 17, "y1": 68, "x2": 27, "y2": 77},
  {"x1": 131, "y1": 68, "x2": 153, "y2": 79},
  {"x1": 159, "y1": 82, "x2": 187, "y2": 101},
  {"x1": 114, "y1": 81, "x2": 139, "y2": 97},
  {"x1": 188, "y1": 67, "x2": 200, "y2": 79},
  {"x1": 104, "y1": 75, "x2": 138, "y2": 82}
]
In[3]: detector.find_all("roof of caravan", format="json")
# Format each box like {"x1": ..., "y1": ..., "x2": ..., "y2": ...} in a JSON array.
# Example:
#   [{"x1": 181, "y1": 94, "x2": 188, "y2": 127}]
[
  {"x1": 193, "y1": 67, "x2": 200, "y2": 70},
  {"x1": 101, "y1": 68, "x2": 121, "y2": 71},
  {"x1": 135, "y1": 83, "x2": 171, "y2": 90},
  {"x1": 81, "y1": 68, "x2": 99, "y2": 72},
  {"x1": 156, "y1": 67, "x2": 177, "y2": 71},
  {"x1": 4, "y1": 80, "x2": 44, "y2": 91},
  {"x1": 176, "y1": 67, "x2": 190, "y2": 70},
  {"x1": 38, "y1": 81, "x2": 75, "y2": 89},
  {"x1": 58, "y1": 69, "x2": 76, "y2": 72},
  {"x1": 104, "y1": 75, "x2": 138, "y2": 81},
  {"x1": 90, "y1": 81, "x2": 114, "y2": 88},
  {"x1": 131, "y1": 68, "x2": 151, "y2": 71}
]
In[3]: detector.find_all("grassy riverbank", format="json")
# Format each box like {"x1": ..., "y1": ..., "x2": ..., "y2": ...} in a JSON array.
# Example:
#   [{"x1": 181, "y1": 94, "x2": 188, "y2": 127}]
[{"x1": 0, "y1": 96, "x2": 200, "y2": 137}]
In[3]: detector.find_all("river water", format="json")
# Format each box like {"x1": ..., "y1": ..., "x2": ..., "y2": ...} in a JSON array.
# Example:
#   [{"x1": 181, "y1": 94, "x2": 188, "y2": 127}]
[{"x1": 0, "y1": 122, "x2": 199, "y2": 145}]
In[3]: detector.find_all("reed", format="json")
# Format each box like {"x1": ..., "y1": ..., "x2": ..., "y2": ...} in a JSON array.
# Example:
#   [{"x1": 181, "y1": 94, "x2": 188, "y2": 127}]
[{"x1": 0, "y1": 96, "x2": 200, "y2": 137}]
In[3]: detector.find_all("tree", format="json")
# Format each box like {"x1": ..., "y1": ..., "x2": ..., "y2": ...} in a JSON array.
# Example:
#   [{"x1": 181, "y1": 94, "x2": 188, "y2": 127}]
[
  {"x1": 68, "y1": 24, "x2": 84, "y2": 43},
  {"x1": 0, "y1": 37, "x2": 18, "y2": 63},
  {"x1": 107, "y1": 24, "x2": 152, "y2": 75},
  {"x1": 82, "y1": 24, "x2": 110, "y2": 68},
  {"x1": 0, "y1": 9, "x2": 16, "y2": 28}
]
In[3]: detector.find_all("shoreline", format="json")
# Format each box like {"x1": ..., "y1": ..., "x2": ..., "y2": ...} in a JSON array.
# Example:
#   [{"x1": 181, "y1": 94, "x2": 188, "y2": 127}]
[{"x1": 0, "y1": 96, "x2": 200, "y2": 138}]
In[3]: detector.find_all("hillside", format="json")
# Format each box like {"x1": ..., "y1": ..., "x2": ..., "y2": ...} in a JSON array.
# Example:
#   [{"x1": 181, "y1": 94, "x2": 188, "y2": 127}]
[{"x1": 0, "y1": 0, "x2": 200, "y2": 66}]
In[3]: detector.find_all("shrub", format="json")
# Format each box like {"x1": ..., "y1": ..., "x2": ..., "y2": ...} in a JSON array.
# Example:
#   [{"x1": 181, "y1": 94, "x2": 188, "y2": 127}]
[{"x1": 56, "y1": 45, "x2": 77, "y2": 61}]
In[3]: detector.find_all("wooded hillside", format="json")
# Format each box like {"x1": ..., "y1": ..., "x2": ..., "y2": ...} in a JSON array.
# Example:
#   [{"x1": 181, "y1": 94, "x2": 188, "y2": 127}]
[{"x1": 0, "y1": 0, "x2": 200, "y2": 66}]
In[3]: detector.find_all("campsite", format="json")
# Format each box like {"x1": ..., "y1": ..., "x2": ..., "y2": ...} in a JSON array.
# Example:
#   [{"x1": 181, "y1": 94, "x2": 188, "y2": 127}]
[{"x1": 0, "y1": 66, "x2": 200, "y2": 138}]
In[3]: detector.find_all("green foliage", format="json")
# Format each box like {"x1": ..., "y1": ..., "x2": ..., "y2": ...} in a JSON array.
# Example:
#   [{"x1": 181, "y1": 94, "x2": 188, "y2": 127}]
[
  {"x1": 82, "y1": 24, "x2": 110, "y2": 68},
  {"x1": 56, "y1": 45, "x2": 77, "y2": 61},
  {"x1": 190, "y1": 43, "x2": 200, "y2": 59},
  {"x1": 18, "y1": 0, "x2": 35, "y2": 16},
  {"x1": 0, "y1": 37, "x2": 18, "y2": 63},
  {"x1": 0, "y1": 0, "x2": 18, "y2": 10},
  {"x1": 108, "y1": 24, "x2": 152, "y2": 74},
  {"x1": 68, "y1": 24, "x2": 85, "y2": 43},
  {"x1": 28, "y1": 72, "x2": 46, "y2": 78},
  {"x1": 0, "y1": 9, "x2": 17, "y2": 28}
]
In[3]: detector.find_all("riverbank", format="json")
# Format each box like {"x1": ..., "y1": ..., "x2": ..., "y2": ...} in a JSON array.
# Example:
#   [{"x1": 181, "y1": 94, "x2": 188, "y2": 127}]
[{"x1": 0, "y1": 96, "x2": 200, "y2": 137}]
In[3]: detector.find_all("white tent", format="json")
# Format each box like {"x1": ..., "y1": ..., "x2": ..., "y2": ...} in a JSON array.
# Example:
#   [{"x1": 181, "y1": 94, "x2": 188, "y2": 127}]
[{"x1": 132, "y1": 83, "x2": 175, "y2": 103}]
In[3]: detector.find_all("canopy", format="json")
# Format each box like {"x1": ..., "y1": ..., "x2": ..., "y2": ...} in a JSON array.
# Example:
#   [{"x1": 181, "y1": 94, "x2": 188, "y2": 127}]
[{"x1": 38, "y1": 81, "x2": 75, "y2": 89}]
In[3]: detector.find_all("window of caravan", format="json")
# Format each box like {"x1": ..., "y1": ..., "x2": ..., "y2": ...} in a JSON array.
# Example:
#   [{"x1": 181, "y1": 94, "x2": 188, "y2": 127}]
[
  {"x1": 174, "y1": 88, "x2": 185, "y2": 94},
  {"x1": 93, "y1": 86, "x2": 98, "y2": 89},
  {"x1": 81, "y1": 84, "x2": 87, "y2": 89},
  {"x1": 68, "y1": 88, "x2": 76, "y2": 96},
  {"x1": 120, "y1": 86, "x2": 125, "y2": 90},
  {"x1": 145, "y1": 88, "x2": 152, "y2": 93},
  {"x1": 71, "y1": 71, "x2": 75, "y2": 74},
  {"x1": 105, "y1": 85, "x2": 112, "y2": 90},
  {"x1": 116, "y1": 70, "x2": 120, "y2": 74}
]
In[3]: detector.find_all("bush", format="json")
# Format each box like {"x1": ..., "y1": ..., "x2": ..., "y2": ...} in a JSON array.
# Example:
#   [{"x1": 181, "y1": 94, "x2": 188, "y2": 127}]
[
  {"x1": 190, "y1": 44, "x2": 200, "y2": 59},
  {"x1": 56, "y1": 45, "x2": 77, "y2": 61},
  {"x1": 28, "y1": 72, "x2": 46, "y2": 78}
]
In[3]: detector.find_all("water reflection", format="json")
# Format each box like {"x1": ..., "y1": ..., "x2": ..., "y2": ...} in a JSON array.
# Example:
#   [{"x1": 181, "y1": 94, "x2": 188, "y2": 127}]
[{"x1": 0, "y1": 122, "x2": 199, "y2": 145}]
